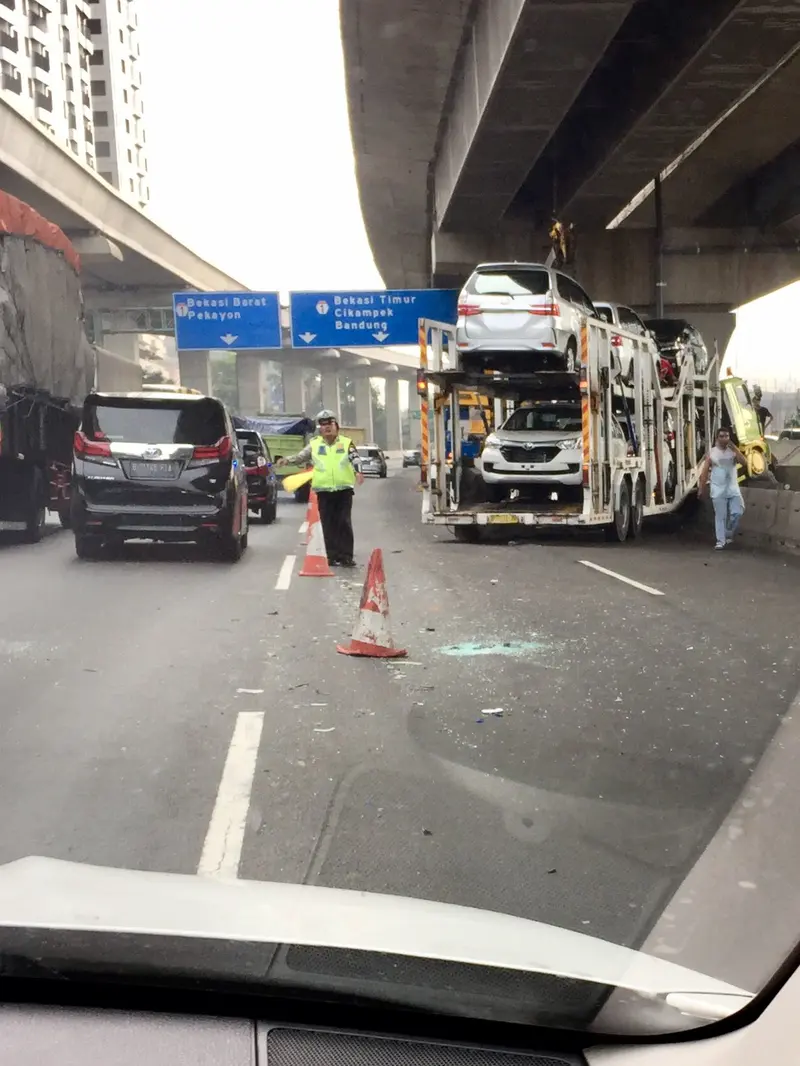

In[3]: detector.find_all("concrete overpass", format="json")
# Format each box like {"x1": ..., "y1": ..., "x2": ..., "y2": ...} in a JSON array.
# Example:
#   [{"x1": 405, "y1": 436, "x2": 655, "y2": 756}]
[
  {"x1": 0, "y1": 97, "x2": 244, "y2": 305},
  {"x1": 342, "y1": 0, "x2": 800, "y2": 351}
]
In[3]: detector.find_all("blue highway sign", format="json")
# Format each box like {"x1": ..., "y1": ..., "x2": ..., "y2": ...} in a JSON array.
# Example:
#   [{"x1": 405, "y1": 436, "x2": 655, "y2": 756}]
[
  {"x1": 172, "y1": 291, "x2": 282, "y2": 351},
  {"x1": 289, "y1": 289, "x2": 458, "y2": 348}
]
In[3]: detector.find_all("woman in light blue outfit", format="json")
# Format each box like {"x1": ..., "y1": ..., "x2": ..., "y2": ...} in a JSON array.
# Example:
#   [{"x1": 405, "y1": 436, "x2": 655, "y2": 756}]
[{"x1": 699, "y1": 427, "x2": 747, "y2": 550}]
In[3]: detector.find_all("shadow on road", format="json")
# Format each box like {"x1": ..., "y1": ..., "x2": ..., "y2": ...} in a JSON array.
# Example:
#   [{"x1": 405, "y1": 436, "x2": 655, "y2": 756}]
[{"x1": 0, "y1": 525, "x2": 64, "y2": 550}]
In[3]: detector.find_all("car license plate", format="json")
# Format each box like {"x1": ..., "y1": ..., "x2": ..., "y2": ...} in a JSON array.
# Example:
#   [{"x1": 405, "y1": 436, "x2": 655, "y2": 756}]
[
  {"x1": 488, "y1": 514, "x2": 519, "y2": 525},
  {"x1": 128, "y1": 460, "x2": 180, "y2": 480}
]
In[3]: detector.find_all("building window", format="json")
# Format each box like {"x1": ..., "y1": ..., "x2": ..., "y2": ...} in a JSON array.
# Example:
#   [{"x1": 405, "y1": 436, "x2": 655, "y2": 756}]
[
  {"x1": 129, "y1": 178, "x2": 134, "y2": 191},
  {"x1": 90, "y1": 78, "x2": 106, "y2": 95},
  {"x1": 124, "y1": 118, "x2": 129, "y2": 132},
  {"x1": 89, "y1": 48, "x2": 103, "y2": 65},
  {"x1": 120, "y1": 59, "x2": 125, "y2": 72},
  {"x1": 100, "y1": 172, "x2": 113, "y2": 183},
  {"x1": 96, "y1": 141, "x2": 111, "y2": 157},
  {"x1": 93, "y1": 109, "x2": 108, "y2": 126},
  {"x1": 122, "y1": 88, "x2": 128, "y2": 102},
  {"x1": 87, "y1": 17, "x2": 101, "y2": 34},
  {"x1": 127, "y1": 148, "x2": 132, "y2": 162},
  {"x1": 119, "y1": 29, "x2": 123, "y2": 42}
]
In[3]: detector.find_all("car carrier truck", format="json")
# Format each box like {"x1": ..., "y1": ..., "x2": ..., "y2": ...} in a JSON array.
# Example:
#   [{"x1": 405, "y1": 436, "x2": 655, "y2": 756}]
[{"x1": 418, "y1": 317, "x2": 765, "y2": 543}]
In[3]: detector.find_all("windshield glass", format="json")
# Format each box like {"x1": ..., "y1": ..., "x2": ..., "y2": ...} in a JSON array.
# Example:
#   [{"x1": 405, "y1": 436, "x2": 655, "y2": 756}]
[
  {"x1": 85, "y1": 399, "x2": 226, "y2": 445},
  {"x1": 3, "y1": 0, "x2": 800, "y2": 1047},
  {"x1": 502, "y1": 406, "x2": 582, "y2": 432},
  {"x1": 468, "y1": 268, "x2": 550, "y2": 297}
]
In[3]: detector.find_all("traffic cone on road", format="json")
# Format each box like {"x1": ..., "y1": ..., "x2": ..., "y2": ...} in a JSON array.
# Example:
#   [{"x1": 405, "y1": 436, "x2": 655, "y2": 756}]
[
  {"x1": 337, "y1": 548, "x2": 407, "y2": 658},
  {"x1": 302, "y1": 491, "x2": 316, "y2": 544},
  {"x1": 299, "y1": 491, "x2": 333, "y2": 577}
]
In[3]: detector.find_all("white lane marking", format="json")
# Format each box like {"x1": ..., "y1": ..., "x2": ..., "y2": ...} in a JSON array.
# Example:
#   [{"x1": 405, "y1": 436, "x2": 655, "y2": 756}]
[
  {"x1": 275, "y1": 554, "x2": 296, "y2": 590},
  {"x1": 198, "y1": 711, "x2": 264, "y2": 879},
  {"x1": 579, "y1": 559, "x2": 664, "y2": 597},
  {"x1": 298, "y1": 521, "x2": 308, "y2": 535}
]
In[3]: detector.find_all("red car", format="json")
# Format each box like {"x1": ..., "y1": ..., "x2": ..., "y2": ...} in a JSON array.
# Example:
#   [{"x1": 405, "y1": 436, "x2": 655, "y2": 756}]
[{"x1": 235, "y1": 429, "x2": 278, "y2": 524}]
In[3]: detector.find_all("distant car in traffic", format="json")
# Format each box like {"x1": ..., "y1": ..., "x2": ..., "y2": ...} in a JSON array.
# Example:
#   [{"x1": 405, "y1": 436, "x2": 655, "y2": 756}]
[
  {"x1": 478, "y1": 402, "x2": 628, "y2": 501},
  {"x1": 456, "y1": 262, "x2": 597, "y2": 373},
  {"x1": 402, "y1": 449, "x2": 421, "y2": 468},
  {"x1": 593, "y1": 301, "x2": 651, "y2": 382},
  {"x1": 357, "y1": 445, "x2": 387, "y2": 478},
  {"x1": 235, "y1": 429, "x2": 278, "y2": 524},
  {"x1": 71, "y1": 391, "x2": 249, "y2": 561},
  {"x1": 644, "y1": 317, "x2": 709, "y2": 375}
]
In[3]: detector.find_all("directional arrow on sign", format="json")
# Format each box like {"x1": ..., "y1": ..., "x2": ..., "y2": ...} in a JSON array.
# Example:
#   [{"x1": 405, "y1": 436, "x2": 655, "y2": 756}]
[
  {"x1": 299, "y1": 332, "x2": 316, "y2": 344},
  {"x1": 220, "y1": 334, "x2": 239, "y2": 346},
  {"x1": 373, "y1": 331, "x2": 389, "y2": 343}
]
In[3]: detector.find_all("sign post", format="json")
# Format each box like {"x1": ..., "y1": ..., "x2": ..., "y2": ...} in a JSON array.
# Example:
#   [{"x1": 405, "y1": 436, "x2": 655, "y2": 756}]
[
  {"x1": 289, "y1": 289, "x2": 457, "y2": 349},
  {"x1": 172, "y1": 292, "x2": 282, "y2": 351}
]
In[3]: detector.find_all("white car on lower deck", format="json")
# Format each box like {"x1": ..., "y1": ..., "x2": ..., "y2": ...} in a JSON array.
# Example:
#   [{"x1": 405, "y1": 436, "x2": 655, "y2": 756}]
[{"x1": 478, "y1": 402, "x2": 629, "y2": 493}]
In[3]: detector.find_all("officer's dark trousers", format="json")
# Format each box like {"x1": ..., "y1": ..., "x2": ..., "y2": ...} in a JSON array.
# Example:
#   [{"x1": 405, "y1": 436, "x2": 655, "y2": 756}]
[{"x1": 317, "y1": 489, "x2": 354, "y2": 562}]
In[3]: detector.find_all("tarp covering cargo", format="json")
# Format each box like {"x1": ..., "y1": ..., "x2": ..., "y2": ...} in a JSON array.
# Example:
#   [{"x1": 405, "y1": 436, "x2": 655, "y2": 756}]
[
  {"x1": 232, "y1": 414, "x2": 314, "y2": 435},
  {"x1": 0, "y1": 190, "x2": 93, "y2": 403}
]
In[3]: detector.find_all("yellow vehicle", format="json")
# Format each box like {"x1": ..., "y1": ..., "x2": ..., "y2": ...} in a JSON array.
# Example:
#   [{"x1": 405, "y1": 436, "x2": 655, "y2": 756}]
[{"x1": 719, "y1": 373, "x2": 771, "y2": 479}]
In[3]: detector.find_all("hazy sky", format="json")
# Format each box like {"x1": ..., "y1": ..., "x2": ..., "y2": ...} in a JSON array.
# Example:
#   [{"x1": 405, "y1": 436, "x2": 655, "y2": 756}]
[
  {"x1": 136, "y1": 1, "x2": 796, "y2": 391},
  {"x1": 137, "y1": 0, "x2": 381, "y2": 292}
]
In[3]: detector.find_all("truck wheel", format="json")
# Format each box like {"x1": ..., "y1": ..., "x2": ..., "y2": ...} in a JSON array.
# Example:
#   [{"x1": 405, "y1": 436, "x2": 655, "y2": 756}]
[
  {"x1": 629, "y1": 478, "x2": 645, "y2": 539},
  {"x1": 24, "y1": 472, "x2": 47, "y2": 543},
  {"x1": 606, "y1": 477, "x2": 631, "y2": 543},
  {"x1": 25, "y1": 500, "x2": 47, "y2": 544}
]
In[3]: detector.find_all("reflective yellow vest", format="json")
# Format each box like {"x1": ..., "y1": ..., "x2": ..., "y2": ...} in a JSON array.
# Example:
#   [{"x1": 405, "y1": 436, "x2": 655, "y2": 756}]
[{"x1": 310, "y1": 435, "x2": 356, "y2": 491}]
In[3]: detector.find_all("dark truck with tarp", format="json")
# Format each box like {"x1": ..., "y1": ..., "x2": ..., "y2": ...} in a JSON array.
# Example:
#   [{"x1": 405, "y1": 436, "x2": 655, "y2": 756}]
[
  {"x1": 0, "y1": 386, "x2": 80, "y2": 539},
  {"x1": 0, "y1": 190, "x2": 95, "y2": 541},
  {"x1": 232, "y1": 414, "x2": 315, "y2": 502}
]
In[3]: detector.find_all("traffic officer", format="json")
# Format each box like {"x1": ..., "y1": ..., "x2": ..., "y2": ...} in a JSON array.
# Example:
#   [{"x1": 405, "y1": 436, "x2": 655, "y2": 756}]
[{"x1": 277, "y1": 410, "x2": 364, "y2": 567}]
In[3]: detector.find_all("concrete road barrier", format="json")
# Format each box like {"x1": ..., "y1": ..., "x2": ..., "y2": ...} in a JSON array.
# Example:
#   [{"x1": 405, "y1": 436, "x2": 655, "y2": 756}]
[
  {"x1": 739, "y1": 486, "x2": 800, "y2": 555},
  {"x1": 695, "y1": 486, "x2": 800, "y2": 555}
]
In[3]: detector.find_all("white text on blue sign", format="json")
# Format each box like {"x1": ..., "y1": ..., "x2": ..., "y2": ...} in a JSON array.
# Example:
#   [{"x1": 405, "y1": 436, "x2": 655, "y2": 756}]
[{"x1": 175, "y1": 295, "x2": 271, "y2": 323}]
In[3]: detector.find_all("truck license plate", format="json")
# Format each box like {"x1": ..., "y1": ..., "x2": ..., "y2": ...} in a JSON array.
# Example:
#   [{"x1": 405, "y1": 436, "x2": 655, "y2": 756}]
[{"x1": 488, "y1": 514, "x2": 519, "y2": 525}]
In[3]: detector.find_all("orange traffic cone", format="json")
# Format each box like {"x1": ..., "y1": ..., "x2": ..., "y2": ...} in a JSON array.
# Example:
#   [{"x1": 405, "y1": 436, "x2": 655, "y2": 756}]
[
  {"x1": 337, "y1": 548, "x2": 407, "y2": 658},
  {"x1": 299, "y1": 491, "x2": 333, "y2": 577},
  {"x1": 303, "y1": 491, "x2": 316, "y2": 544}
]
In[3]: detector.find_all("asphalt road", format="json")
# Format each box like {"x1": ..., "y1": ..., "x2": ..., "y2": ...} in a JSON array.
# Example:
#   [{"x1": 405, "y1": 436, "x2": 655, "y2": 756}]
[{"x1": 0, "y1": 465, "x2": 798, "y2": 992}]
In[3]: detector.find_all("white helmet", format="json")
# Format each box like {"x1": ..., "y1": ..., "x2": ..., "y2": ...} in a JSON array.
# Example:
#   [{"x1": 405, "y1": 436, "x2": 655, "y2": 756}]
[{"x1": 316, "y1": 409, "x2": 339, "y2": 425}]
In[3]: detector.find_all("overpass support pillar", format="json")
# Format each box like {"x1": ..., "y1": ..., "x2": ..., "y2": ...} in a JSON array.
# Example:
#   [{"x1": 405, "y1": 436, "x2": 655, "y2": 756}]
[
  {"x1": 282, "y1": 364, "x2": 306, "y2": 413},
  {"x1": 178, "y1": 350, "x2": 212, "y2": 394},
  {"x1": 684, "y1": 312, "x2": 736, "y2": 361},
  {"x1": 321, "y1": 372, "x2": 341, "y2": 417},
  {"x1": 102, "y1": 333, "x2": 142, "y2": 363},
  {"x1": 237, "y1": 352, "x2": 263, "y2": 415},
  {"x1": 384, "y1": 377, "x2": 403, "y2": 452},
  {"x1": 354, "y1": 377, "x2": 374, "y2": 441}
]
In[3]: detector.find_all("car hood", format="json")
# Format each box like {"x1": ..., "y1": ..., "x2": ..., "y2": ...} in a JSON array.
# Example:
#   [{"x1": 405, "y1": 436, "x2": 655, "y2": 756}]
[
  {"x1": 491, "y1": 429, "x2": 580, "y2": 446},
  {"x1": 0, "y1": 857, "x2": 750, "y2": 1018}
]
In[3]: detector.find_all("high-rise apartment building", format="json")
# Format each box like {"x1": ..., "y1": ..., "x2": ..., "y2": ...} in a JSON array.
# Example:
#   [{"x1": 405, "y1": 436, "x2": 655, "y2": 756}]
[
  {"x1": 87, "y1": 0, "x2": 148, "y2": 207},
  {"x1": 0, "y1": 0, "x2": 148, "y2": 208},
  {"x1": 0, "y1": 0, "x2": 96, "y2": 166}
]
